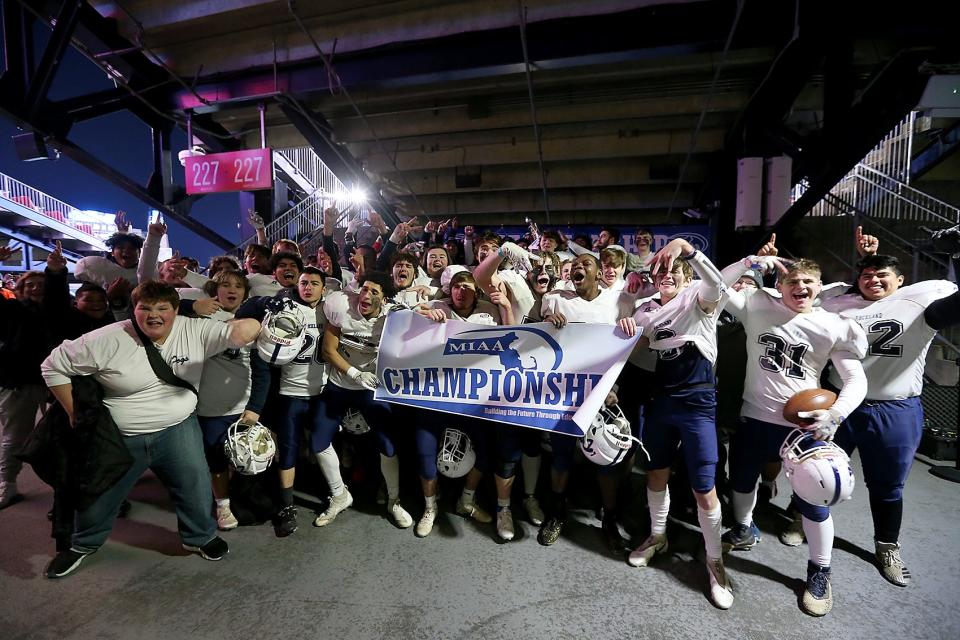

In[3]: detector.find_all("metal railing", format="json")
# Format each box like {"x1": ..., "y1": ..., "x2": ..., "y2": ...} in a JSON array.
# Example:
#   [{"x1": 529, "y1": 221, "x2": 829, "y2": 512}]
[{"x1": 0, "y1": 171, "x2": 76, "y2": 221}]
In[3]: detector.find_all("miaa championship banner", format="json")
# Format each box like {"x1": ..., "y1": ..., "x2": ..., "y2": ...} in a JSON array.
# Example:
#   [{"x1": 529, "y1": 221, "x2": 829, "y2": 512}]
[{"x1": 375, "y1": 310, "x2": 639, "y2": 436}]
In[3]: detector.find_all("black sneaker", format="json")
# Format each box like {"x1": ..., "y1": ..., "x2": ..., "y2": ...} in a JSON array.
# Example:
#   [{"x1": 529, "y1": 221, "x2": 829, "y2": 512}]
[
  {"x1": 274, "y1": 505, "x2": 298, "y2": 537},
  {"x1": 182, "y1": 536, "x2": 229, "y2": 561},
  {"x1": 45, "y1": 549, "x2": 93, "y2": 579},
  {"x1": 538, "y1": 516, "x2": 565, "y2": 546},
  {"x1": 602, "y1": 515, "x2": 627, "y2": 555},
  {"x1": 722, "y1": 521, "x2": 761, "y2": 551},
  {"x1": 801, "y1": 561, "x2": 833, "y2": 616}
]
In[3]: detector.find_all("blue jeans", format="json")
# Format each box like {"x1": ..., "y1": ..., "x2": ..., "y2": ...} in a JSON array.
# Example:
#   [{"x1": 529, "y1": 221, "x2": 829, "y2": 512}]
[{"x1": 72, "y1": 414, "x2": 216, "y2": 552}]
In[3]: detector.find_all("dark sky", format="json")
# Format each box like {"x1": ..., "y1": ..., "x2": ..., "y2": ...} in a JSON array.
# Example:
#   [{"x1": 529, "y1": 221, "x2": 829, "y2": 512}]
[{"x1": 0, "y1": 34, "x2": 246, "y2": 263}]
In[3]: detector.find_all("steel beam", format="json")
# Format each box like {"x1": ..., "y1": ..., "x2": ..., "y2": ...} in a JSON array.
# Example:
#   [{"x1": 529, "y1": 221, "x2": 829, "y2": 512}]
[{"x1": 25, "y1": 0, "x2": 83, "y2": 118}]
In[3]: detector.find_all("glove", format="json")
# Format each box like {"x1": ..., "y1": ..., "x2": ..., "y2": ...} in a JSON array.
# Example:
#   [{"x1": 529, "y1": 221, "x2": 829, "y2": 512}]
[
  {"x1": 498, "y1": 242, "x2": 541, "y2": 272},
  {"x1": 745, "y1": 255, "x2": 790, "y2": 276},
  {"x1": 928, "y1": 225, "x2": 960, "y2": 255},
  {"x1": 348, "y1": 367, "x2": 379, "y2": 391},
  {"x1": 797, "y1": 408, "x2": 844, "y2": 441},
  {"x1": 248, "y1": 210, "x2": 265, "y2": 230}
]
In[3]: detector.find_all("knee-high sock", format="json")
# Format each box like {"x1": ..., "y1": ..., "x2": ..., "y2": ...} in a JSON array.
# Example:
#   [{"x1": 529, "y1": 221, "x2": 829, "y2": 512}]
[
  {"x1": 803, "y1": 514, "x2": 834, "y2": 568},
  {"x1": 380, "y1": 453, "x2": 401, "y2": 501},
  {"x1": 521, "y1": 454, "x2": 540, "y2": 496},
  {"x1": 315, "y1": 446, "x2": 344, "y2": 497},
  {"x1": 648, "y1": 488, "x2": 670, "y2": 535},
  {"x1": 698, "y1": 503, "x2": 723, "y2": 560},
  {"x1": 732, "y1": 488, "x2": 758, "y2": 528}
]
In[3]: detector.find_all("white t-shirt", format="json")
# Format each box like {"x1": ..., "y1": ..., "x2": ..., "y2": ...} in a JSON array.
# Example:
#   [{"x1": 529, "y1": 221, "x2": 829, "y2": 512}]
[
  {"x1": 197, "y1": 309, "x2": 252, "y2": 417},
  {"x1": 734, "y1": 288, "x2": 867, "y2": 426},
  {"x1": 426, "y1": 299, "x2": 501, "y2": 325},
  {"x1": 635, "y1": 282, "x2": 724, "y2": 365},
  {"x1": 822, "y1": 280, "x2": 957, "y2": 400},
  {"x1": 324, "y1": 291, "x2": 392, "y2": 390},
  {"x1": 74, "y1": 256, "x2": 139, "y2": 320},
  {"x1": 41, "y1": 317, "x2": 233, "y2": 435},
  {"x1": 279, "y1": 300, "x2": 328, "y2": 398},
  {"x1": 540, "y1": 287, "x2": 632, "y2": 325}
]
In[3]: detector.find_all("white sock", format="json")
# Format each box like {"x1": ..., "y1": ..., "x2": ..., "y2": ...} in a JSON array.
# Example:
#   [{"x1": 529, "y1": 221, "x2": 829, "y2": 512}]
[
  {"x1": 648, "y1": 488, "x2": 670, "y2": 535},
  {"x1": 732, "y1": 488, "x2": 758, "y2": 528},
  {"x1": 521, "y1": 454, "x2": 540, "y2": 496},
  {"x1": 216, "y1": 498, "x2": 230, "y2": 508},
  {"x1": 424, "y1": 494, "x2": 437, "y2": 510},
  {"x1": 380, "y1": 454, "x2": 401, "y2": 501},
  {"x1": 803, "y1": 514, "x2": 834, "y2": 568},
  {"x1": 315, "y1": 446, "x2": 344, "y2": 497},
  {"x1": 497, "y1": 497, "x2": 511, "y2": 510},
  {"x1": 697, "y1": 504, "x2": 724, "y2": 560},
  {"x1": 460, "y1": 488, "x2": 475, "y2": 505}
]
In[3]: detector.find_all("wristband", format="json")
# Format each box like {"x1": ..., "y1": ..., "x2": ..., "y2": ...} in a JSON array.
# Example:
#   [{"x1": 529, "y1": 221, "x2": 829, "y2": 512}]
[{"x1": 680, "y1": 249, "x2": 698, "y2": 261}]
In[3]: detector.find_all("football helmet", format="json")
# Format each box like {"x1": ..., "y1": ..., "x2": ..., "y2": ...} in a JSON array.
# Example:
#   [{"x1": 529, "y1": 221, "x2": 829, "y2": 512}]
[
  {"x1": 779, "y1": 429, "x2": 855, "y2": 507},
  {"x1": 580, "y1": 404, "x2": 638, "y2": 466},
  {"x1": 224, "y1": 420, "x2": 277, "y2": 475},
  {"x1": 437, "y1": 428, "x2": 476, "y2": 479},
  {"x1": 340, "y1": 408, "x2": 371, "y2": 435},
  {"x1": 256, "y1": 300, "x2": 306, "y2": 366}
]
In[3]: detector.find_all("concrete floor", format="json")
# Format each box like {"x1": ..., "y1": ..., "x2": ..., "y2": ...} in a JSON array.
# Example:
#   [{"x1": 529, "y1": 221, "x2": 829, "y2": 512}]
[{"x1": 1, "y1": 452, "x2": 959, "y2": 640}]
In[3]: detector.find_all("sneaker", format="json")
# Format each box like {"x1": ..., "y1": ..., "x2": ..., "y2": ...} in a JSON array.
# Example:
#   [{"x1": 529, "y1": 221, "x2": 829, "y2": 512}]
[
  {"x1": 722, "y1": 521, "x2": 761, "y2": 551},
  {"x1": 182, "y1": 536, "x2": 229, "y2": 561},
  {"x1": 523, "y1": 495, "x2": 544, "y2": 526},
  {"x1": 602, "y1": 515, "x2": 627, "y2": 556},
  {"x1": 274, "y1": 505, "x2": 298, "y2": 537},
  {"x1": 388, "y1": 499, "x2": 413, "y2": 528},
  {"x1": 0, "y1": 481, "x2": 19, "y2": 509},
  {"x1": 801, "y1": 562, "x2": 833, "y2": 616},
  {"x1": 779, "y1": 513, "x2": 805, "y2": 547},
  {"x1": 706, "y1": 557, "x2": 734, "y2": 609},
  {"x1": 537, "y1": 516, "x2": 564, "y2": 546},
  {"x1": 627, "y1": 533, "x2": 668, "y2": 567},
  {"x1": 875, "y1": 541, "x2": 911, "y2": 587},
  {"x1": 415, "y1": 507, "x2": 437, "y2": 538},
  {"x1": 497, "y1": 507, "x2": 515, "y2": 541},
  {"x1": 216, "y1": 504, "x2": 239, "y2": 531},
  {"x1": 45, "y1": 548, "x2": 93, "y2": 579},
  {"x1": 456, "y1": 498, "x2": 492, "y2": 524},
  {"x1": 313, "y1": 490, "x2": 354, "y2": 527}
]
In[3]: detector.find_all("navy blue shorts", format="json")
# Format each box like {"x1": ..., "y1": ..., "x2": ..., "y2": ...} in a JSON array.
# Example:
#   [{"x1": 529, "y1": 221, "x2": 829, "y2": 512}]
[
  {"x1": 415, "y1": 411, "x2": 492, "y2": 480},
  {"x1": 317, "y1": 384, "x2": 399, "y2": 457},
  {"x1": 198, "y1": 413, "x2": 239, "y2": 473},
  {"x1": 276, "y1": 395, "x2": 332, "y2": 469},
  {"x1": 833, "y1": 396, "x2": 923, "y2": 502},
  {"x1": 642, "y1": 389, "x2": 718, "y2": 493}
]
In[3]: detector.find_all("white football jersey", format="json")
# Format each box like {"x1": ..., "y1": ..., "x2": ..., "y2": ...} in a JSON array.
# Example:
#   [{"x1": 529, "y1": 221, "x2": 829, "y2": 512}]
[
  {"x1": 247, "y1": 273, "x2": 284, "y2": 298},
  {"x1": 738, "y1": 289, "x2": 867, "y2": 426},
  {"x1": 540, "y1": 287, "x2": 632, "y2": 325},
  {"x1": 278, "y1": 300, "x2": 328, "y2": 398},
  {"x1": 197, "y1": 309, "x2": 252, "y2": 417},
  {"x1": 426, "y1": 299, "x2": 501, "y2": 325},
  {"x1": 635, "y1": 282, "x2": 725, "y2": 365},
  {"x1": 324, "y1": 290, "x2": 392, "y2": 390},
  {"x1": 823, "y1": 280, "x2": 957, "y2": 400},
  {"x1": 392, "y1": 286, "x2": 438, "y2": 309},
  {"x1": 498, "y1": 269, "x2": 540, "y2": 323}
]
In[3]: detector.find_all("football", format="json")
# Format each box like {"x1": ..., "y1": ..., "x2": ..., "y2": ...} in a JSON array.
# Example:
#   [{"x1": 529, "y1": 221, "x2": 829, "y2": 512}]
[{"x1": 782, "y1": 388, "x2": 838, "y2": 425}]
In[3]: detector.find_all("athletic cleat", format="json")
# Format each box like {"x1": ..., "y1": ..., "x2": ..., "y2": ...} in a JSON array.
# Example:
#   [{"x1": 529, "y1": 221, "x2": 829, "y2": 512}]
[
  {"x1": 497, "y1": 508, "x2": 515, "y2": 541},
  {"x1": 182, "y1": 536, "x2": 229, "y2": 561},
  {"x1": 537, "y1": 516, "x2": 564, "y2": 546},
  {"x1": 216, "y1": 504, "x2": 239, "y2": 531},
  {"x1": 274, "y1": 505, "x2": 298, "y2": 537},
  {"x1": 876, "y1": 541, "x2": 911, "y2": 587},
  {"x1": 45, "y1": 549, "x2": 93, "y2": 579},
  {"x1": 523, "y1": 495, "x2": 545, "y2": 526},
  {"x1": 706, "y1": 557, "x2": 734, "y2": 609},
  {"x1": 627, "y1": 533, "x2": 668, "y2": 567},
  {"x1": 415, "y1": 507, "x2": 437, "y2": 538},
  {"x1": 602, "y1": 515, "x2": 627, "y2": 556},
  {"x1": 313, "y1": 490, "x2": 354, "y2": 527},
  {"x1": 456, "y1": 498, "x2": 492, "y2": 524},
  {"x1": 801, "y1": 562, "x2": 833, "y2": 616},
  {"x1": 389, "y1": 499, "x2": 414, "y2": 529},
  {"x1": 779, "y1": 513, "x2": 805, "y2": 547},
  {"x1": 722, "y1": 522, "x2": 761, "y2": 551}
]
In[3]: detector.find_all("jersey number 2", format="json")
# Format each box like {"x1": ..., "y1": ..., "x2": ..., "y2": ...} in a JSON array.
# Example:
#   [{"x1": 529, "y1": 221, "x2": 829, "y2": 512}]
[
  {"x1": 868, "y1": 320, "x2": 903, "y2": 357},
  {"x1": 757, "y1": 333, "x2": 808, "y2": 379}
]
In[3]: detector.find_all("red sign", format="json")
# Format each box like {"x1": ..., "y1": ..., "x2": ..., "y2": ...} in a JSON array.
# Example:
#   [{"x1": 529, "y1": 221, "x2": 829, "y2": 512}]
[{"x1": 185, "y1": 148, "x2": 273, "y2": 195}]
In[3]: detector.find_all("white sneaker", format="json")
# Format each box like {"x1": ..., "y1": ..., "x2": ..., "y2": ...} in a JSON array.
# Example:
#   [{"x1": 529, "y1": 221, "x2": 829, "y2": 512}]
[
  {"x1": 706, "y1": 557, "x2": 734, "y2": 609},
  {"x1": 523, "y1": 495, "x2": 544, "y2": 526},
  {"x1": 779, "y1": 513, "x2": 805, "y2": 546},
  {"x1": 415, "y1": 507, "x2": 437, "y2": 538},
  {"x1": 0, "y1": 481, "x2": 19, "y2": 509},
  {"x1": 497, "y1": 508, "x2": 515, "y2": 541},
  {"x1": 313, "y1": 490, "x2": 354, "y2": 527},
  {"x1": 388, "y1": 499, "x2": 413, "y2": 528},
  {"x1": 876, "y1": 541, "x2": 911, "y2": 587},
  {"x1": 216, "y1": 504, "x2": 239, "y2": 531},
  {"x1": 627, "y1": 533, "x2": 668, "y2": 567}
]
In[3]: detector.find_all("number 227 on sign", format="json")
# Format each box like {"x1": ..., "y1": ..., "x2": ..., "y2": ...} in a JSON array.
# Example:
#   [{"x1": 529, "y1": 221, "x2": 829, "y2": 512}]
[{"x1": 185, "y1": 148, "x2": 274, "y2": 194}]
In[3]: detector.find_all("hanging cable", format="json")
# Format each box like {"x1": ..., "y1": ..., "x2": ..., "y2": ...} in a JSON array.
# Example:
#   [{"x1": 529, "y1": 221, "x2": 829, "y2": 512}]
[
  {"x1": 666, "y1": 0, "x2": 746, "y2": 217},
  {"x1": 517, "y1": 1, "x2": 551, "y2": 225}
]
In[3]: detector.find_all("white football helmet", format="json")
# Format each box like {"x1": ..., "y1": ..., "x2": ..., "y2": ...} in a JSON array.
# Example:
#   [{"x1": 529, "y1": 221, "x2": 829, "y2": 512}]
[
  {"x1": 580, "y1": 404, "x2": 638, "y2": 466},
  {"x1": 224, "y1": 420, "x2": 277, "y2": 475},
  {"x1": 779, "y1": 429, "x2": 855, "y2": 507},
  {"x1": 437, "y1": 428, "x2": 476, "y2": 479},
  {"x1": 256, "y1": 300, "x2": 306, "y2": 366},
  {"x1": 340, "y1": 408, "x2": 371, "y2": 435}
]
